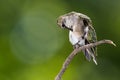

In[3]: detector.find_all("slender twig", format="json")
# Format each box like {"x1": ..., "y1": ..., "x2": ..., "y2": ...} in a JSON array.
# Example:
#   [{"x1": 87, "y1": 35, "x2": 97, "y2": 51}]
[{"x1": 55, "y1": 39, "x2": 116, "y2": 80}]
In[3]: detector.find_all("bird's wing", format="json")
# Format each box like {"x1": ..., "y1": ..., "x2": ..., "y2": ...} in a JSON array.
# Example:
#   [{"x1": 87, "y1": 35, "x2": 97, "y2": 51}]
[
  {"x1": 86, "y1": 25, "x2": 97, "y2": 56},
  {"x1": 83, "y1": 25, "x2": 97, "y2": 65}
]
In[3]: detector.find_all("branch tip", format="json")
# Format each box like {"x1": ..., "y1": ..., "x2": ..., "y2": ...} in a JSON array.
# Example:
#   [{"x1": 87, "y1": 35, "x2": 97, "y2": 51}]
[
  {"x1": 105, "y1": 40, "x2": 116, "y2": 46},
  {"x1": 111, "y1": 41, "x2": 116, "y2": 46}
]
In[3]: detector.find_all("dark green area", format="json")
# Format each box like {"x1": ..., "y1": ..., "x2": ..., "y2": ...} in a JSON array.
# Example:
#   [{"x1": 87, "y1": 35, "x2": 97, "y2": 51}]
[{"x1": 0, "y1": 0, "x2": 120, "y2": 80}]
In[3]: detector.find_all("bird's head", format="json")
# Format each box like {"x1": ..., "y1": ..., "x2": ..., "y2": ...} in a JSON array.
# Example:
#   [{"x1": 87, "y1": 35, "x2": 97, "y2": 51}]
[{"x1": 57, "y1": 11, "x2": 91, "y2": 31}]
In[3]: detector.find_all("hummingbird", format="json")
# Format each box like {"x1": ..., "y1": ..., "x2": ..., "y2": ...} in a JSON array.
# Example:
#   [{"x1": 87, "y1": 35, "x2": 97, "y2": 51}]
[{"x1": 57, "y1": 11, "x2": 97, "y2": 65}]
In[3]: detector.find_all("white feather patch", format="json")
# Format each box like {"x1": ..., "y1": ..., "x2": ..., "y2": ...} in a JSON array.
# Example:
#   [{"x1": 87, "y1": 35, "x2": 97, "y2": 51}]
[
  {"x1": 84, "y1": 26, "x2": 89, "y2": 32},
  {"x1": 84, "y1": 26, "x2": 89, "y2": 38}
]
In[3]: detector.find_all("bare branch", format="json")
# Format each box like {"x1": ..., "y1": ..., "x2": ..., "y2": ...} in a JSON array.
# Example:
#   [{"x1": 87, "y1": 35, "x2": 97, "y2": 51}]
[{"x1": 55, "y1": 39, "x2": 116, "y2": 80}]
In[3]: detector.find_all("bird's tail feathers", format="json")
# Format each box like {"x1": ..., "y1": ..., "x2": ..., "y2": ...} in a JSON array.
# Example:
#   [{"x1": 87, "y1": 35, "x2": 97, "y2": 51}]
[
  {"x1": 82, "y1": 49, "x2": 91, "y2": 61},
  {"x1": 83, "y1": 48, "x2": 97, "y2": 65}
]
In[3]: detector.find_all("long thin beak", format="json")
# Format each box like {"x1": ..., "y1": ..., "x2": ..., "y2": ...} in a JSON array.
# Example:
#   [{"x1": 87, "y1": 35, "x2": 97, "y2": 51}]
[{"x1": 65, "y1": 27, "x2": 73, "y2": 31}]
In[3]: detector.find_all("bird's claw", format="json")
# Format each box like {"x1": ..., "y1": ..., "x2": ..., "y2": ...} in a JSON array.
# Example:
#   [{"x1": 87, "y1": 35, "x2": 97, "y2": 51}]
[{"x1": 73, "y1": 43, "x2": 80, "y2": 49}]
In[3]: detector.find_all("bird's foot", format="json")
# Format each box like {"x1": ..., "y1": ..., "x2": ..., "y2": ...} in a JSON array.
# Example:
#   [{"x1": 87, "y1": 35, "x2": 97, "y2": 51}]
[{"x1": 73, "y1": 43, "x2": 80, "y2": 49}]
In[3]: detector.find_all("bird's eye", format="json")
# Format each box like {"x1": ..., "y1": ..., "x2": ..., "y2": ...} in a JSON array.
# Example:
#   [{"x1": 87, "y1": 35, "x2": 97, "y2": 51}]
[
  {"x1": 62, "y1": 23, "x2": 66, "y2": 28},
  {"x1": 62, "y1": 19, "x2": 67, "y2": 28}
]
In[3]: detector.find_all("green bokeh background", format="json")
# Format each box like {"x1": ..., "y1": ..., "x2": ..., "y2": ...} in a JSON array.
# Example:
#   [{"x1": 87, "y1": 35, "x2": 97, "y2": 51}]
[{"x1": 0, "y1": 0, "x2": 120, "y2": 80}]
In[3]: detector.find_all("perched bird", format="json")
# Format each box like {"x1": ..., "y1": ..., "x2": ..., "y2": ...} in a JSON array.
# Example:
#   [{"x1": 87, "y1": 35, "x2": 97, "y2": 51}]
[{"x1": 57, "y1": 11, "x2": 97, "y2": 65}]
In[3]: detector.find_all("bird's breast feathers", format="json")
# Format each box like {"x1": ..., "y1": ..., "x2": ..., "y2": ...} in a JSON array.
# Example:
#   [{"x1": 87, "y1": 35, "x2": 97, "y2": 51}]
[{"x1": 69, "y1": 31, "x2": 85, "y2": 45}]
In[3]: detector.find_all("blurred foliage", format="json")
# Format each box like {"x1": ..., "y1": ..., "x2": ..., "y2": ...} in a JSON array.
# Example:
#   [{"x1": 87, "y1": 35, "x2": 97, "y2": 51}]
[{"x1": 0, "y1": 0, "x2": 120, "y2": 80}]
